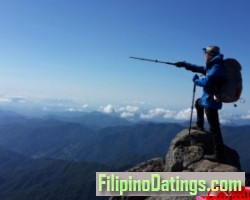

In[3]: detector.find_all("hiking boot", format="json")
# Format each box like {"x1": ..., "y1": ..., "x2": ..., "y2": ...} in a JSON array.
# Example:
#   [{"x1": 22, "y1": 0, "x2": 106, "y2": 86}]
[{"x1": 191, "y1": 125, "x2": 204, "y2": 131}]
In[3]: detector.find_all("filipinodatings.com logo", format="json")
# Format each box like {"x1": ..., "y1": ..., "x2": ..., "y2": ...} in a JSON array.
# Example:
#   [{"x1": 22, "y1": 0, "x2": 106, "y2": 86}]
[{"x1": 96, "y1": 172, "x2": 245, "y2": 197}]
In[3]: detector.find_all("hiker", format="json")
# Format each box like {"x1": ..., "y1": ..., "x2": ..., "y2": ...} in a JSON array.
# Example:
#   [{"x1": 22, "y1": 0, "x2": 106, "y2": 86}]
[{"x1": 176, "y1": 46, "x2": 225, "y2": 161}]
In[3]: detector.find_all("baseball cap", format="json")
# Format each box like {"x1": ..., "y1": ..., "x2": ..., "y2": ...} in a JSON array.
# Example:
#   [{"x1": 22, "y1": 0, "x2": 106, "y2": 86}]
[{"x1": 202, "y1": 46, "x2": 220, "y2": 56}]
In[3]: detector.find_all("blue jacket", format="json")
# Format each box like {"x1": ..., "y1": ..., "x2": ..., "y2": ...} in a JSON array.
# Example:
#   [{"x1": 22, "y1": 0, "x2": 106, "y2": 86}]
[{"x1": 185, "y1": 54, "x2": 225, "y2": 110}]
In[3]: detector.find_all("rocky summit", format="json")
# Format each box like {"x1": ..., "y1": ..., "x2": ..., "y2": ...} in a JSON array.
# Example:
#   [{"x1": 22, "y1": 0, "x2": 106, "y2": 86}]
[
  {"x1": 165, "y1": 129, "x2": 241, "y2": 172},
  {"x1": 109, "y1": 128, "x2": 248, "y2": 200}
]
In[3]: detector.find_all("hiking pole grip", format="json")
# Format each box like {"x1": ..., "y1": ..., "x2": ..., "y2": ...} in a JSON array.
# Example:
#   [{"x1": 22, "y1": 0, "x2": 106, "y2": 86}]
[{"x1": 166, "y1": 62, "x2": 178, "y2": 66}]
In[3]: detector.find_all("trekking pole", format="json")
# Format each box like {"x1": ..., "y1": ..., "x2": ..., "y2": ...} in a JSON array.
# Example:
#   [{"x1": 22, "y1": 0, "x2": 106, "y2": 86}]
[
  {"x1": 188, "y1": 82, "x2": 196, "y2": 137},
  {"x1": 129, "y1": 56, "x2": 177, "y2": 66}
]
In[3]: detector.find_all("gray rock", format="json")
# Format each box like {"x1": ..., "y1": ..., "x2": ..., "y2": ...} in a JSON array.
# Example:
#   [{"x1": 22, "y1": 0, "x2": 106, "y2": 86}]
[
  {"x1": 165, "y1": 129, "x2": 241, "y2": 172},
  {"x1": 109, "y1": 128, "x2": 243, "y2": 200}
]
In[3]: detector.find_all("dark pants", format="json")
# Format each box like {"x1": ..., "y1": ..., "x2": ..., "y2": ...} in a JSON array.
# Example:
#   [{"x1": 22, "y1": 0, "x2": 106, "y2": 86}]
[{"x1": 195, "y1": 98, "x2": 224, "y2": 157}]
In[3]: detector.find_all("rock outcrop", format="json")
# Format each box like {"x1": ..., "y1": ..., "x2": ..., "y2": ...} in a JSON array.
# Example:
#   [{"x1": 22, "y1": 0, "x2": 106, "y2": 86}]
[
  {"x1": 165, "y1": 129, "x2": 241, "y2": 172},
  {"x1": 109, "y1": 129, "x2": 247, "y2": 200}
]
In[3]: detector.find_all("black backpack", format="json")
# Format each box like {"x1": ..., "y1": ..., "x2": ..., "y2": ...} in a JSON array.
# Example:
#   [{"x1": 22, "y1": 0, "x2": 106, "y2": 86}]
[{"x1": 215, "y1": 58, "x2": 243, "y2": 103}]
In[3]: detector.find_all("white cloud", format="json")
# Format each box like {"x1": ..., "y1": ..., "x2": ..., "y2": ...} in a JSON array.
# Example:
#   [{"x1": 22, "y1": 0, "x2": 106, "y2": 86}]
[
  {"x1": 67, "y1": 108, "x2": 76, "y2": 112},
  {"x1": 163, "y1": 110, "x2": 177, "y2": 119},
  {"x1": 219, "y1": 118, "x2": 231, "y2": 124},
  {"x1": 127, "y1": 105, "x2": 139, "y2": 112},
  {"x1": 0, "y1": 97, "x2": 12, "y2": 103},
  {"x1": 120, "y1": 112, "x2": 134, "y2": 118},
  {"x1": 101, "y1": 104, "x2": 115, "y2": 114},
  {"x1": 240, "y1": 110, "x2": 250, "y2": 119},
  {"x1": 0, "y1": 96, "x2": 28, "y2": 104},
  {"x1": 118, "y1": 105, "x2": 139, "y2": 113},
  {"x1": 82, "y1": 104, "x2": 88, "y2": 109},
  {"x1": 139, "y1": 107, "x2": 198, "y2": 121},
  {"x1": 174, "y1": 108, "x2": 196, "y2": 120},
  {"x1": 140, "y1": 108, "x2": 163, "y2": 119},
  {"x1": 140, "y1": 108, "x2": 176, "y2": 120},
  {"x1": 140, "y1": 108, "x2": 250, "y2": 124},
  {"x1": 100, "y1": 104, "x2": 140, "y2": 116}
]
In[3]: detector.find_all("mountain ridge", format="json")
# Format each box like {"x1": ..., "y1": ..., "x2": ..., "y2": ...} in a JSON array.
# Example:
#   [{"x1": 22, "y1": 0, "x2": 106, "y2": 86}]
[
  {"x1": 0, "y1": 110, "x2": 249, "y2": 200},
  {"x1": 0, "y1": 147, "x2": 110, "y2": 200},
  {"x1": 0, "y1": 112, "x2": 249, "y2": 171}
]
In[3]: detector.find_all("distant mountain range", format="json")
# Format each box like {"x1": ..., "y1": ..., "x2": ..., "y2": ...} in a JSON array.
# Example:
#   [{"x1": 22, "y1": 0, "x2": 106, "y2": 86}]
[
  {"x1": 43, "y1": 111, "x2": 133, "y2": 129},
  {"x1": 0, "y1": 109, "x2": 249, "y2": 169},
  {"x1": 0, "y1": 147, "x2": 110, "y2": 200},
  {"x1": 222, "y1": 126, "x2": 250, "y2": 171},
  {"x1": 0, "y1": 109, "x2": 132, "y2": 128},
  {"x1": 0, "y1": 109, "x2": 249, "y2": 199},
  {"x1": 0, "y1": 112, "x2": 183, "y2": 167}
]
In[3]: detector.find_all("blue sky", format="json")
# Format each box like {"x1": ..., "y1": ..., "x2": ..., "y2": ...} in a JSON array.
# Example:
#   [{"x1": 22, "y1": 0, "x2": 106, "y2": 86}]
[{"x1": 0, "y1": 0, "x2": 250, "y2": 121}]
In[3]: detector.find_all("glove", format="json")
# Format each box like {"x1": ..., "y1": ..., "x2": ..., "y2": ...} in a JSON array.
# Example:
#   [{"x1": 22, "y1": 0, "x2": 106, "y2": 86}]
[
  {"x1": 175, "y1": 61, "x2": 187, "y2": 68},
  {"x1": 192, "y1": 74, "x2": 199, "y2": 82}
]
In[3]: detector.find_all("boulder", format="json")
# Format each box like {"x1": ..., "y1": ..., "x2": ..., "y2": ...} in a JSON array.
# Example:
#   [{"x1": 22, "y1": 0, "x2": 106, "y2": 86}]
[{"x1": 109, "y1": 128, "x2": 244, "y2": 200}]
